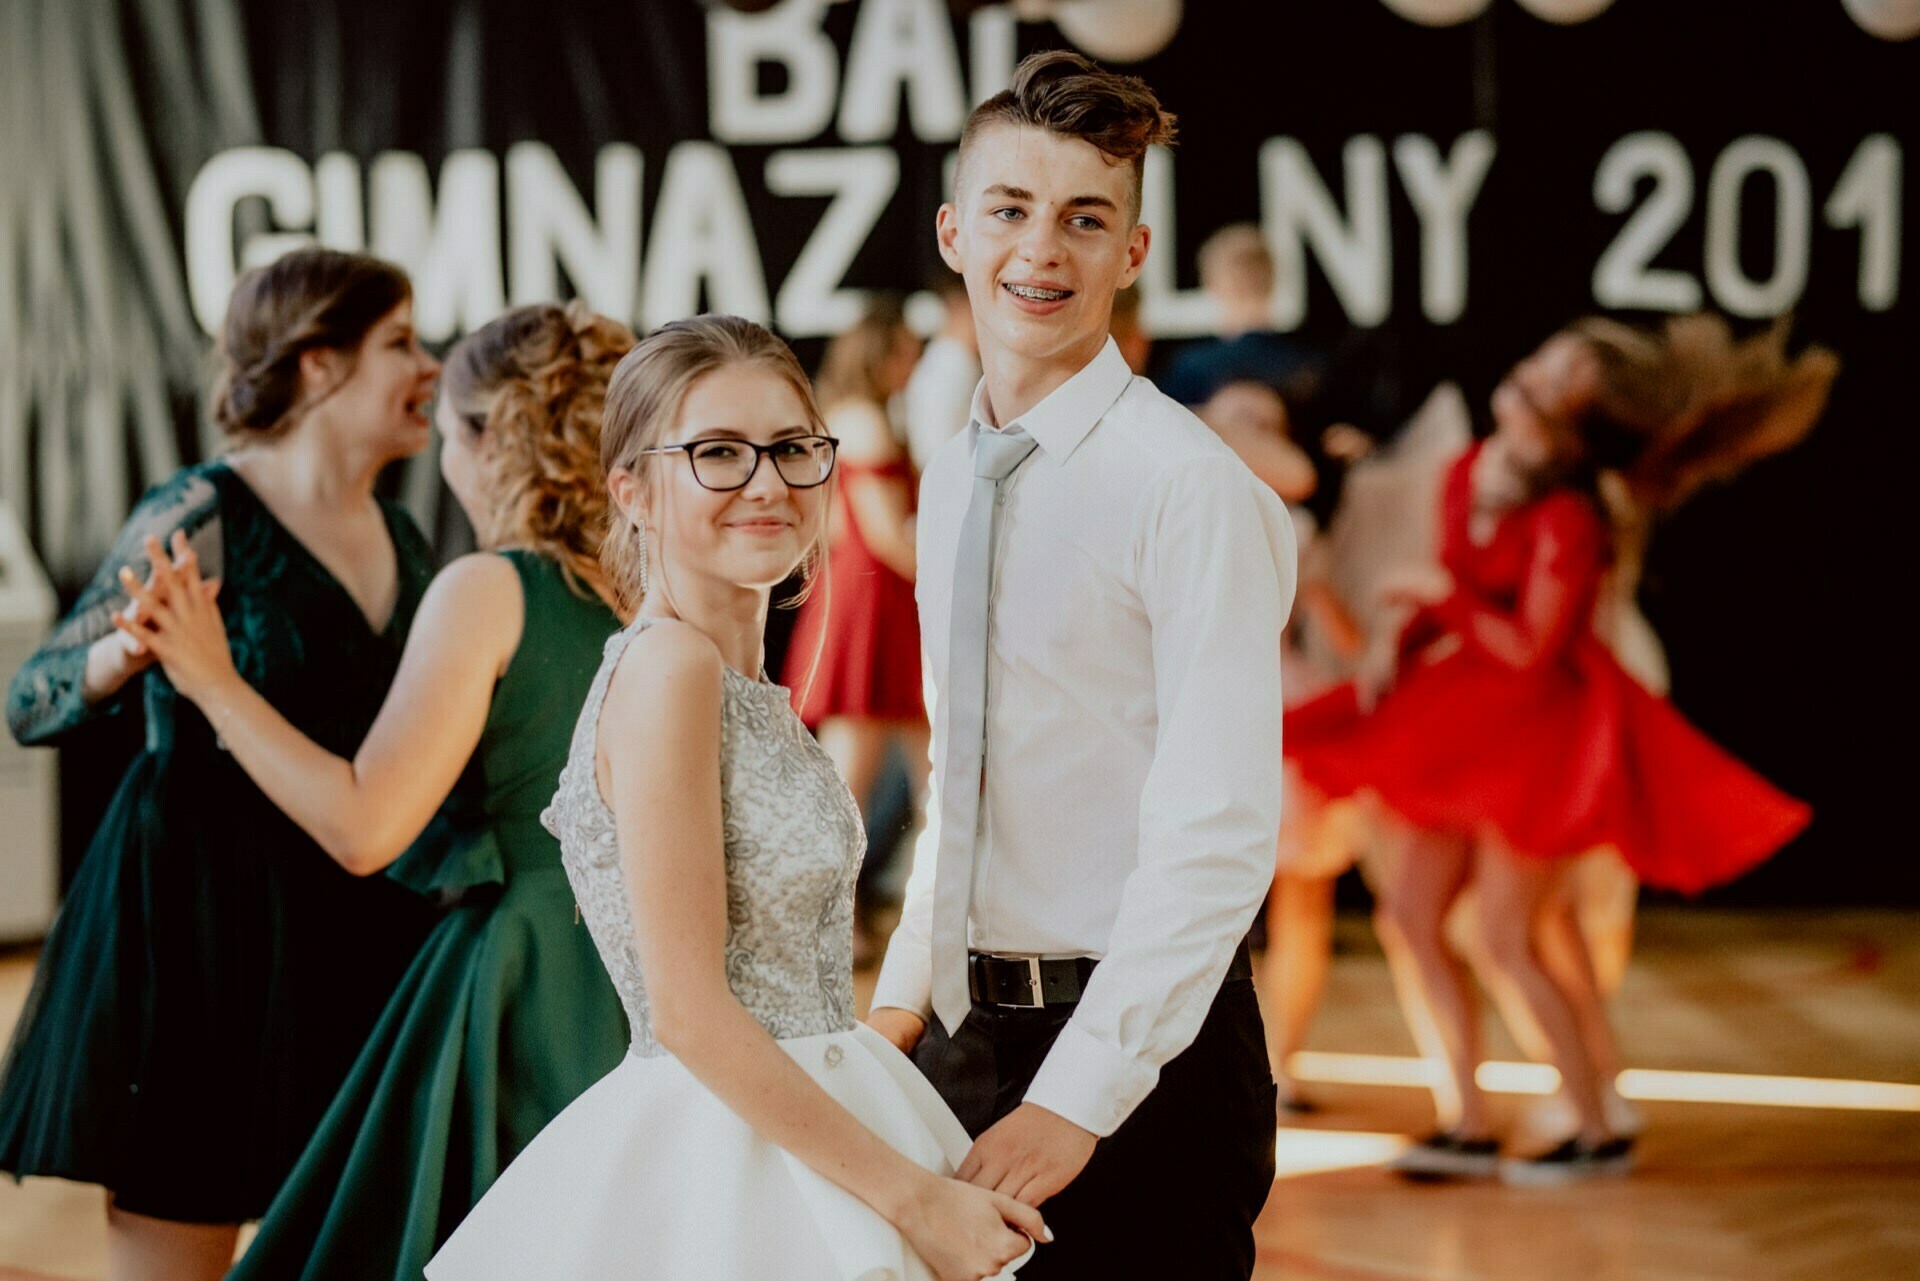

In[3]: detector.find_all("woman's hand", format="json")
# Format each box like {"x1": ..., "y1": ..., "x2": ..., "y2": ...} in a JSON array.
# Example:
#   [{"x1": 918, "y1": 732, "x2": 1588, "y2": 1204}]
[
  {"x1": 1320, "y1": 422, "x2": 1375, "y2": 463},
  {"x1": 1376, "y1": 564, "x2": 1453, "y2": 611},
  {"x1": 82, "y1": 604, "x2": 160, "y2": 705},
  {"x1": 111, "y1": 532, "x2": 231, "y2": 704},
  {"x1": 80, "y1": 538, "x2": 209, "y2": 704},
  {"x1": 1353, "y1": 629, "x2": 1403, "y2": 713},
  {"x1": 894, "y1": 1173, "x2": 1047, "y2": 1281}
]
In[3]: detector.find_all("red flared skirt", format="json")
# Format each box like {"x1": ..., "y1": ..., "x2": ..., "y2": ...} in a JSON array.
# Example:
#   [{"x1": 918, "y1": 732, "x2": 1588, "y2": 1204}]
[{"x1": 1285, "y1": 640, "x2": 1809, "y2": 894}]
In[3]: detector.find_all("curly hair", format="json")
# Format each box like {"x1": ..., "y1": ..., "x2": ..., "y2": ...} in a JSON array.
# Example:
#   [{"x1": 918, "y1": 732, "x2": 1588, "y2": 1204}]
[
  {"x1": 212, "y1": 248, "x2": 412, "y2": 445},
  {"x1": 441, "y1": 302, "x2": 636, "y2": 606}
]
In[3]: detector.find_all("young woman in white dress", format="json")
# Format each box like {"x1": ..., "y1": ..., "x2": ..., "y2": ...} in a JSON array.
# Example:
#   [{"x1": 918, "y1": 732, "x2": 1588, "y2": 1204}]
[{"x1": 426, "y1": 315, "x2": 1043, "y2": 1281}]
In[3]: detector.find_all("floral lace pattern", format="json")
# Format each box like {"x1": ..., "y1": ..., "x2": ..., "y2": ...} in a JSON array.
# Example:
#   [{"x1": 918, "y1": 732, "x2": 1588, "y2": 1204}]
[
  {"x1": 6, "y1": 469, "x2": 223, "y2": 745},
  {"x1": 543, "y1": 619, "x2": 866, "y2": 1058},
  {"x1": 7, "y1": 463, "x2": 434, "y2": 759}
]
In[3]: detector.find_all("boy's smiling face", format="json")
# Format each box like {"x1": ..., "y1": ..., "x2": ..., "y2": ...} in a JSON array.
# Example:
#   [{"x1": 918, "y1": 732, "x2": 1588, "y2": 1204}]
[{"x1": 939, "y1": 124, "x2": 1151, "y2": 385}]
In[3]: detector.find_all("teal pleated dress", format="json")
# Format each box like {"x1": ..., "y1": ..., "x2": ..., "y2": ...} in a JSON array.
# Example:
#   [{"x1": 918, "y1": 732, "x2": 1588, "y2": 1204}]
[{"x1": 227, "y1": 550, "x2": 629, "y2": 1281}]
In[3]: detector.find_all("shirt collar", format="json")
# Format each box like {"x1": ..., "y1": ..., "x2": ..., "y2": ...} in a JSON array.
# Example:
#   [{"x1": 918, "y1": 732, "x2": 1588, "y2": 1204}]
[{"x1": 966, "y1": 338, "x2": 1134, "y2": 463}]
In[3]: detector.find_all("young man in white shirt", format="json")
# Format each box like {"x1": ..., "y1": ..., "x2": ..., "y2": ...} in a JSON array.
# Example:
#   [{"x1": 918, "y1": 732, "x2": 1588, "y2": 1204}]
[{"x1": 867, "y1": 50, "x2": 1297, "y2": 1278}]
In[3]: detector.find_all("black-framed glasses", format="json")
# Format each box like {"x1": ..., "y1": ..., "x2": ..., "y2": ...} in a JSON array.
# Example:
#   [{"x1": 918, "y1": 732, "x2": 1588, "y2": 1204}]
[{"x1": 641, "y1": 435, "x2": 840, "y2": 492}]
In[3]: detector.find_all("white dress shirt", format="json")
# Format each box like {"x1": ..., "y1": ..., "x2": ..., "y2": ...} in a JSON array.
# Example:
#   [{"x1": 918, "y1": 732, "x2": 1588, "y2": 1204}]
[
  {"x1": 903, "y1": 335, "x2": 983, "y2": 473},
  {"x1": 873, "y1": 338, "x2": 1298, "y2": 1137}
]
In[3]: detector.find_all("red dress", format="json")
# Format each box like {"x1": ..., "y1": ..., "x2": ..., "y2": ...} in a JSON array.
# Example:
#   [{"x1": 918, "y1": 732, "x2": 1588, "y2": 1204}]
[
  {"x1": 1285, "y1": 445, "x2": 1809, "y2": 893},
  {"x1": 783, "y1": 458, "x2": 925, "y2": 725}
]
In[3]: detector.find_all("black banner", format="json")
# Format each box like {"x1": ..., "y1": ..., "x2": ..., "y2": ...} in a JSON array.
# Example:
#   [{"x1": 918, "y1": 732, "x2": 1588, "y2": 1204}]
[{"x1": 4, "y1": 0, "x2": 1916, "y2": 900}]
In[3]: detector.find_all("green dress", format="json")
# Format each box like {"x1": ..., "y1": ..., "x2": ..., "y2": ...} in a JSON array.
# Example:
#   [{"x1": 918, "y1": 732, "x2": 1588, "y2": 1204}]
[
  {"x1": 0, "y1": 461, "x2": 437, "y2": 1222},
  {"x1": 227, "y1": 551, "x2": 629, "y2": 1281}
]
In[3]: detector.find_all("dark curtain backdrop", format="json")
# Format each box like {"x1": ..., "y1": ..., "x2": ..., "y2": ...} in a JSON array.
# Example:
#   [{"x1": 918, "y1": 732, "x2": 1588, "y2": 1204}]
[{"x1": 3, "y1": 0, "x2": 1914, "y2": 902}]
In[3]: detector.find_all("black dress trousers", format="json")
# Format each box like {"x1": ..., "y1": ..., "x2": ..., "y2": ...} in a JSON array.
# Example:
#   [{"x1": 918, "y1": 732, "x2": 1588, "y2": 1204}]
[{"x1": 912, "y1": 974, "x2": 1278, "y2": 1280}]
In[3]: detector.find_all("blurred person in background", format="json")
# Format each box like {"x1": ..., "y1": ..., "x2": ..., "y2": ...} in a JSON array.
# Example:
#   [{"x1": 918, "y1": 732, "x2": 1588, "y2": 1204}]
[
  {"x1": 1198, "y1": 380, "x2": 1316, "y2": 499},
  {"x1": 0, "y1": 248, "x2": 439, "y2": 1280},
  {"x1": 1197, "y1": 380, "x2": 1366, "y2": 1115},
  {"x1": 1444, "y1": 459, "x2": 1687, "y2": 1148},
  {"x1": 1158, "y1": 222, "x2": 1321, "y2": 409},
  {"x1": 1287, "y1": 314, "x2": 1835, "y2": 1183},
  {"x1": 119, "y1": 303, "x2": 636, "y2": 1281},
  {"x1": 904, "y1": 272, "x2": 981, "y2": 474},
  {"x1": 782, "y1": 296, "x2": 925, "y2": 964}
]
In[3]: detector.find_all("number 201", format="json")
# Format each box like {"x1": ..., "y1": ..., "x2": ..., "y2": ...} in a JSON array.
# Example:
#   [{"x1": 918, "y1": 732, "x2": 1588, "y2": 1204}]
[{"x1": 1592, "y1": 133, "x2": 1900, "y2": 315}]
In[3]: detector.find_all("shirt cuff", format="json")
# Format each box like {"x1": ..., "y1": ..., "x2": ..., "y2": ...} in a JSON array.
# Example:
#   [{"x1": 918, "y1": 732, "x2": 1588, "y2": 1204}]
[
  {"x1": 1023, "y1": 1021, "x2": 1160, "y2": 1138},
  {"x1": 870, "y1": 941, "x2": 934, "y2": 1023}
]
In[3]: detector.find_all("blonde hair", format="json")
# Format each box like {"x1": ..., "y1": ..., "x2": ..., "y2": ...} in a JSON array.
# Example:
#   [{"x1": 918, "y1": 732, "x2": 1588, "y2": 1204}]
[
  {"x1": 1564, "y1": 313, "x2": 1839, "y2": 511},
  {"x1": 441, "y1": 302, "x2": 635, "y2": 606},
  {"x1": 600, "y1": 315, "x2": 832, "y2": 618}
]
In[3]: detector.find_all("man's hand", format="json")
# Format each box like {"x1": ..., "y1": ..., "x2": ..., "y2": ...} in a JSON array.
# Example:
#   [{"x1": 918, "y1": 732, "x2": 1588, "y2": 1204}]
[
  {"x1": 957, "y1": 1103, "x2": 1098, "y2": 1207},
  {"x1": 866, "y1": 1007, "x2": 927, "y2": 1056}
]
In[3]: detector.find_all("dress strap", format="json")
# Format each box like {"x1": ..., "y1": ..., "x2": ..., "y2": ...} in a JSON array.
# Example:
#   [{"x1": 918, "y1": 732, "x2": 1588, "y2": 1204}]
[{"x1": 543, "y1": 617, "x2": 660, "y2": 840}]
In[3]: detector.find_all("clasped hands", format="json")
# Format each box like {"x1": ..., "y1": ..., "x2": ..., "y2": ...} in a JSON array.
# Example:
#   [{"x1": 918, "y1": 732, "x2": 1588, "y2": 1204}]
[
  {"x1": 867, "y1": 1009, "x2": 1098, "y2": 1210},
  {"x1": 110, "y1": 531, "x2": 234, "y2": 701}
]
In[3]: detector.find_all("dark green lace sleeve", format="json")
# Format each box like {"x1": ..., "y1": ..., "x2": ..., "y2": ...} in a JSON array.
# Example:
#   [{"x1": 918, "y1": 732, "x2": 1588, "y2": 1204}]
[{"x1": 6, "y1": 468, "x2": 226, "y2": 746}]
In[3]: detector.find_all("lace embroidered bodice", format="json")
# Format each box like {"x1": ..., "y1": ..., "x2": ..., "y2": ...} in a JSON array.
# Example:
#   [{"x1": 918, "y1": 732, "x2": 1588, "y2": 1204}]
[{"x1": 542, "y1": 619, "x2": 866, "y2": 1058}]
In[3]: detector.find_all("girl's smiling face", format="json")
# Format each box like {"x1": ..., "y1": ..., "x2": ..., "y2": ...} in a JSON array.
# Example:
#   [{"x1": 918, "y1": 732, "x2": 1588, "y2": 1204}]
[{"x1": 619, "y1": 363, "x2": 830, "y2": 600}]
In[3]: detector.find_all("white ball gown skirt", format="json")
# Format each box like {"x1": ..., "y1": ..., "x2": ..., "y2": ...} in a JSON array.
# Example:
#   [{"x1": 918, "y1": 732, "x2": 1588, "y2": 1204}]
[{"x1": 425, "y1": 1022, "x2": 1033, "y2": 1280}]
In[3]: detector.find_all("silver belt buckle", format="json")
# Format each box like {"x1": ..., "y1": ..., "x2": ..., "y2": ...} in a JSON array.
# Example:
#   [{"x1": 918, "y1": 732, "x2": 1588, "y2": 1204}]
[
  {"x1": 1020, "y1": 954, "x2": 1045, "y2": 1008},
  {"x1": 980, "y1": 951, "x2": 1046, "y2": 1008}
]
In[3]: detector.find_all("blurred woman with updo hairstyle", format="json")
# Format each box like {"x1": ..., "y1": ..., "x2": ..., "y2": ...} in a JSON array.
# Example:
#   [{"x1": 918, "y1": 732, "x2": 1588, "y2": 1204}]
[
  {"x1": 1288, "y1": 314, "x2": 1835, "y2": 1183},
  {"x1": 780, "y1": 296, "x2": 923, "y2": 959},
  {"x1": 122, "y1": 302, "x2": 636, "y2": 1281},
  {"x1": 0, "y1": 247, "x2": 440, "y2": 1279}
]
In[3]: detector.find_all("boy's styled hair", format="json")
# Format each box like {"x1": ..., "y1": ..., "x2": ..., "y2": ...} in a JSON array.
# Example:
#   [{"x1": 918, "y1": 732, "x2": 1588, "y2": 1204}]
[{"x1": 956, "y1": 49, "x2": 1177, "y2": 222}]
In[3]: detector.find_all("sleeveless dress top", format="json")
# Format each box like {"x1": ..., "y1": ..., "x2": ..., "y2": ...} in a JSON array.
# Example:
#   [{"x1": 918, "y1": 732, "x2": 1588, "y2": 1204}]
[{"x1": 427, "y1": 617, "x2": 1028, "y2": 1281}]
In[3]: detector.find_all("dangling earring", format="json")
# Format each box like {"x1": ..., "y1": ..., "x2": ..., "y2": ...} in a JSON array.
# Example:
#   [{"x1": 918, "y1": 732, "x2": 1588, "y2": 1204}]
[{"x1": 635, "y1": 520, "x2": 650, "y2": 601}]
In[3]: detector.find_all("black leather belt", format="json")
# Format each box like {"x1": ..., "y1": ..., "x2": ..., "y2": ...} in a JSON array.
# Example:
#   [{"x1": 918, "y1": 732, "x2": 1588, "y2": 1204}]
[{"x1": 968, "y1": 939, "x2": 1254, "y2": 1009}]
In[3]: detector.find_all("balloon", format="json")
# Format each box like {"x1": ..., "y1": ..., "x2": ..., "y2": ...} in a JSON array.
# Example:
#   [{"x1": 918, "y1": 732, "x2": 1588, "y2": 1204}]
[
  {"x1": 1841, "y1": 0, "x2": 1920, "y2": 40},
  {"x1": 1513, "y1": 0, "x2": 1619, "y2": 22},
  {"x1": 1375, "y1": 0, "x2": 1495, "y2": 26},
  {"x1": 1050, "y1": 0, "x2": 1186, "y2": 63}
]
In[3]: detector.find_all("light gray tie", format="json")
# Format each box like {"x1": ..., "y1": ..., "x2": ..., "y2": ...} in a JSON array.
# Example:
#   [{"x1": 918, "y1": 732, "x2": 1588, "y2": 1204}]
[{"x1": 931, "y1": 424, "x2": 1037, "y2": 1036}]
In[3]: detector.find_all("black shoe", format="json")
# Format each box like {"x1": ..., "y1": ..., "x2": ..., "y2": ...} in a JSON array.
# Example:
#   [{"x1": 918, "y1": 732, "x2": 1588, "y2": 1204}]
[
  {"x1": 1388, "y1": 1131, "x2": 1501, "y2": 1181},
  {"x1": 1500, "y1": 1135, "x2": 1636, "y2": 1186}
]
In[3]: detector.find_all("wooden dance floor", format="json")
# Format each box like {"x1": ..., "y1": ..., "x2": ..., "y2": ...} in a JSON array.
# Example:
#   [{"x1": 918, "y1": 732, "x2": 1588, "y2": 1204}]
[{"x1": 0, "y1": 908, "x2": 1914, "y2": 1280}]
